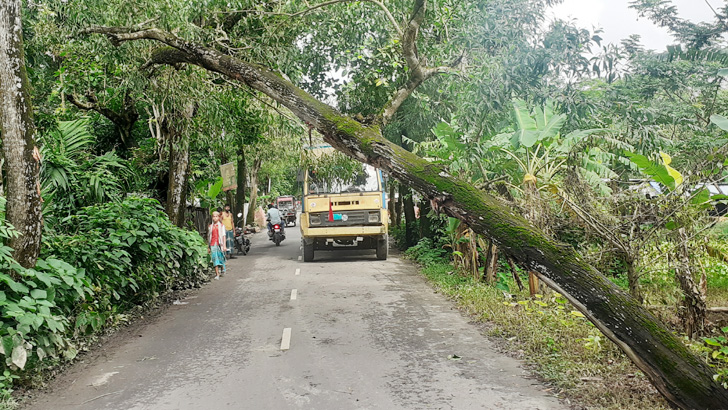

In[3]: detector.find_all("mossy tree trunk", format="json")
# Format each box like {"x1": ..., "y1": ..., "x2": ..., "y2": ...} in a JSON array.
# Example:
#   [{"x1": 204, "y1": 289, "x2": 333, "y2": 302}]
[
  {"x1": 0, "y1": 1, "x2": 43, "y2": 268},
  {"x1": 87, "y1": 26, "x2": 728, "y2": 410}
]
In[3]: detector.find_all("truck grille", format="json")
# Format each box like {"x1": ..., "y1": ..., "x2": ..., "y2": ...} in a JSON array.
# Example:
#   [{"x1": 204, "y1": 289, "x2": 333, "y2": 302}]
[{"x1": 309, "y1": 210, "x2": 380, "y2": 226}]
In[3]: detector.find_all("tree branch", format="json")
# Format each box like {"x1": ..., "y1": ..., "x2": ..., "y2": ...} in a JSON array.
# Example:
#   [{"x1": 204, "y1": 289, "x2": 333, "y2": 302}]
[
  {"x1": 380, "y1": 0, "x2": 460, "y2": 125},
  {"x1": 81, "y1": 25, "x2": 728, "y2": 409},
  {"x1": 66, "y1": 91, "x2": 139, "y2": 148},
  {"x1": 288, "y1": 0, "x2": 403, "y2": 38}
]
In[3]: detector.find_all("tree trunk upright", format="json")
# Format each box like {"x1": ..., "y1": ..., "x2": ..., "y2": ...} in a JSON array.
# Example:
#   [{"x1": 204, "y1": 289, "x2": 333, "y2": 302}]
[
  {"x1": 0, "y1": 1, "x2": 43, "y2": 267},
  {"x1": 622, "y1": 252, "x2": 643, "y2": 304},
  {"x1": 394, "y1": 186, "x2": 402, "y2": 227},
  {"x1": 245, "y1": 158, "x2": 261, "y2": 226},
  {"x1": 235, "y1": 148, "x2": 246, "y2": 226},
  {"x1": 419, "y1": 199, "x2": 433, "y2": 239},
  {"x1": 165, "y1": 130, "x2": 189, "y2": 228},
  {"x1": 388, "y1": 181, "x2": 396, "y2": 224},
  {"x1": 675, "y1": 229, "x2": 707, "y2": 337},
  {"x1": 401, "y1": 185, "x2": 417, "y2": 247}
]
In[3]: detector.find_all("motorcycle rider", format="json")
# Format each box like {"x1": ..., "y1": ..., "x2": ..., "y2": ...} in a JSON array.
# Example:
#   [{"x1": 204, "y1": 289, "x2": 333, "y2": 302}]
[{"x1": 266, "y1": 203, "x2": 284, "y2": 238}]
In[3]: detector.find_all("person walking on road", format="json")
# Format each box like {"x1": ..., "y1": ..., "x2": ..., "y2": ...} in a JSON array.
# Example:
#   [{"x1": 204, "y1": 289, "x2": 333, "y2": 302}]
[
  {"x1": 208, "y1": 211, "x2": 227, "y2": 280},
  {"x1": 222, "y1": 204, "x2": 236, "y2": 259}
]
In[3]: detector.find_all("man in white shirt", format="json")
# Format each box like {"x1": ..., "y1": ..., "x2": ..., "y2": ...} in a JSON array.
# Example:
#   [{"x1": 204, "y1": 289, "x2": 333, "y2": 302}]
[{"x1": 266, "y1": 204, "x2": 283, "y2": 233}]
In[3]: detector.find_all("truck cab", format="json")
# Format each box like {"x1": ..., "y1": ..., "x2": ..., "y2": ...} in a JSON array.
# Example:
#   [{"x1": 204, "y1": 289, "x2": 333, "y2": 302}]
[
  {"x1": 276, "y1": 195, "x2": 297, "y2": 226},
  {"x1": 300, "y1": 147, "x2": 388, "y2": 262}
]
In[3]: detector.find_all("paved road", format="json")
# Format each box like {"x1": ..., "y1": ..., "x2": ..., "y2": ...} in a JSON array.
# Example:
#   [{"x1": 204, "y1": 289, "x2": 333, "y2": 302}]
[{"x1": 25, "y1": 225, "x2": 563, "y2": 410}]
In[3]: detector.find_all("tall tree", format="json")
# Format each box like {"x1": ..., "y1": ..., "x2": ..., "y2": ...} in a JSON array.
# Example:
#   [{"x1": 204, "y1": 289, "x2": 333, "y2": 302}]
[
  {"x1": 83, "y1": 5, "x2": 728, "y2": 404},
  {"x1": 0, "y1": 0, "x2": 42, "y2": 267}
]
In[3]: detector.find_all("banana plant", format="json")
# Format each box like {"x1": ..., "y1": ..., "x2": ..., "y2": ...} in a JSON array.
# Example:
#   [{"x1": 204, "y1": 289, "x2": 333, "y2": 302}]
[{"x1": 493, "y1": 99, "x2": 624, "y2": 196}]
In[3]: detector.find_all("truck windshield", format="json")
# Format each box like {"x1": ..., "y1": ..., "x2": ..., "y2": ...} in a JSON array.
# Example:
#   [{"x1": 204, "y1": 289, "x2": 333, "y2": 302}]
[{"x1": 308, "y1": 164, "x2": 379, "y2": 195}]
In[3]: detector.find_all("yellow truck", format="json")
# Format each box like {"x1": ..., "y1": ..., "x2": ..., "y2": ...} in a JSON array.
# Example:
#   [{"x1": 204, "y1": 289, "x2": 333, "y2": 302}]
[{"x1": 300, "y1": 145, "x2": 388, "y2": 261}]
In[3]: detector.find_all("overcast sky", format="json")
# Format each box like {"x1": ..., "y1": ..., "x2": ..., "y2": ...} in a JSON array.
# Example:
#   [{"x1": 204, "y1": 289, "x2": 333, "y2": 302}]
[{"x1": 548, "y1": 0, "x2": 718, "y2": 51}]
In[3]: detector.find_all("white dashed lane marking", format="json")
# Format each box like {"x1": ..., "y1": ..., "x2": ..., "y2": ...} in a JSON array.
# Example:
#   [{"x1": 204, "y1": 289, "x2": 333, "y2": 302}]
[
  {"x1": 290, "y1": 289, "x2": 297, "y2": 300},
  {"x1": 281, "y1": 328, "x2": 292, "y2": 350},
  {"x1": 295, "y1": 268, "x2": 300, "y2": 276},
  {"x1": 298, "y1": 255, "x2": 302, "y2": 261}
]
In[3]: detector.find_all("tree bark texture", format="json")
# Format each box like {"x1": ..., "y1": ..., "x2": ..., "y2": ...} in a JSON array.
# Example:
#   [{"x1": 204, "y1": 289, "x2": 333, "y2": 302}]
[
  {"x1": 245, "y1": 158, "x2": 261, "y2": 226},
  {"x1": 86, "y1": 26, "x2": 728, "y2": 410},
  {"x1": 165, "y1": 129, "x2": 189, "y2": 228},
  {"x1": 623, "y1": 252, "x2": 643, "y2": 304},
  {"x1": 388, "y1": 181, "x2": 396, "y2": 224},
  {"x1": 419, "y1": 199, "x2": 433, "y2": 239},
  {"x1": 0, "y1": 1, "x2": 42, "y2": 268},
  {"x1": 675, "y1": 229, "x2": 707, "y2": 338},
  {"x1": 507, "y1": 257, "x2": 525, "y2": 292},
  {"x1": 402, "y1": 186, "x2": 417, "y2": 247},
  {"x1": 487, "y1": 243, "x2": 499, "y2": 284},
  {"x1": 235, "y1": 148, "x2": 246, "y2": 226}
]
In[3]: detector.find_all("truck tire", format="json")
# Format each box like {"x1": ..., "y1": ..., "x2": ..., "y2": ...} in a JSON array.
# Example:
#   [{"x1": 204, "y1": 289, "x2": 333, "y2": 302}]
[
  {"x1": 303, "y1": 240, "x2": 314, "y2": 262},
  {"x1": 376, "y1": 236, "x2": 388, "y2": 260}
]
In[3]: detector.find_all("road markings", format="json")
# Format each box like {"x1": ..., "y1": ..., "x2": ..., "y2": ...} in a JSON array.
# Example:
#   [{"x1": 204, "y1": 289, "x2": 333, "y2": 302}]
[
  {"x1": 290, "y1": 289, "x2": 298, "y2": 300},
  {"x1": 297, "y1": 255, "x2": 302, "y2": 261},
  {"x1": 295, "y1": 268, "x2": 300, "y2": 276},
  {"x1": 281, "y1": 328, "x2": 292, "y2": 350}
]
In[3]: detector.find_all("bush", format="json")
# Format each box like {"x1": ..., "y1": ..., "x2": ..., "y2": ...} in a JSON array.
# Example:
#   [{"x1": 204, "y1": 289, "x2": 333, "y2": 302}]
[
  {"x1": 404, "y1": 237, "x2": 449, "y2": 266},
  {"x1": 0, "y1": 197, "x2": 209, "y2": 396}
]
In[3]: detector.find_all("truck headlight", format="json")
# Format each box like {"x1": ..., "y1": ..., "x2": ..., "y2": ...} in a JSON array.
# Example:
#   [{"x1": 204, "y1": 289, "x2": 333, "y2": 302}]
[
  {"x1": 368, "y1": 212, "x2": 380, "y2": 223},
  {"x1": 310, "y1": 214, "x2": 321, "y2": 225}
]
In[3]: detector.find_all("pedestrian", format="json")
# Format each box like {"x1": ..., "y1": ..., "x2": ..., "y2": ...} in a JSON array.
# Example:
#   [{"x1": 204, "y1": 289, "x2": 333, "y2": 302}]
[
  {"x1": 222, "y1": 204, "x2": 236, "y2": 259},
  {"x1": 208, "y1": 211, "x2": 227, "y2": 280}
]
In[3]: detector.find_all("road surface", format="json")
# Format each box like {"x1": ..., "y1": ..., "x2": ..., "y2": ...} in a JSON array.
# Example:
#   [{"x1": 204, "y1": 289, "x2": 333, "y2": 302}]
[{"x1": 24, "y1": 225, "x2": 563, "y2": 409}]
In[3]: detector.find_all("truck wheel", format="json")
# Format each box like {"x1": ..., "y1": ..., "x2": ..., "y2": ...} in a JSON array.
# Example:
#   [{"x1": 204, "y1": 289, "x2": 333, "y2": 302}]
[
  {"x1": 303, "y1": 241, "x2": 314, "y2": 262},
  {"x1": 376, "y1": 237, "x2": 388, "y2": 260}
]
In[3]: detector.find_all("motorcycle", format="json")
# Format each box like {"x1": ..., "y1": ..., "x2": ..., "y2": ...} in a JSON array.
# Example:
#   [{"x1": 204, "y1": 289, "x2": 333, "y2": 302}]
[
  {"x1": 234, "y1": 213, "x2": 251, "y2": 255},
  {"x1": 267, "y1": 221, "x2": 285, "y2": 246},
  {"x1": 234, "y1": 226, "x2": 251, "y2": 255}
]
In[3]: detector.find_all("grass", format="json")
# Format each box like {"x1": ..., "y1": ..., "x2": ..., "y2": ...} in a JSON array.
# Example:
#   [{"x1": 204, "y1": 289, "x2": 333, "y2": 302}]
[{"x1": 415, "y1": 261, "x2": 671, "y2": 410}]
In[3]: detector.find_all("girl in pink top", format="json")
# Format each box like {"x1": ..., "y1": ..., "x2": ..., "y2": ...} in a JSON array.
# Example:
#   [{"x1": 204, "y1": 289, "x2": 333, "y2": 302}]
[{"x1": 208, "y1": 211, "x2": 227, "y2": 279}]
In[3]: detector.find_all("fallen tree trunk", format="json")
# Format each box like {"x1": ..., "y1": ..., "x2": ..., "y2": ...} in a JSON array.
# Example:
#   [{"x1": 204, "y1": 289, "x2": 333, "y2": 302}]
[{"x1": 84, "y1": 26, "x2": 728, "y2": 409}]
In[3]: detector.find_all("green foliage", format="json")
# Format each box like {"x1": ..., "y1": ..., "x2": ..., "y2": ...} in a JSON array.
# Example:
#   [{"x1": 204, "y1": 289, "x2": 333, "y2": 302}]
[
  {"x1": 624, "y1": 151, "x2": 676, "y2": 191},
  {"x1": 301, "y1": 148, "x2": 367, "y2": 190},
  {"x1": 194, "y1": 177, "x2": 224, "y2": 211},
  {"x1": 45, "y1": 198, "x2": 209, "y2": 310},
  {"x1": 0, "y1": 197, "x2": 209, "y2": 395},
  {"x1": 699, "y1": 327, "x2": 728, "y2": 389},
  {"x1": 404, "y1": 237, "x2": 449, "y2": 266},
  {"x1": 416, "y1": 256, "x2": 669, "y2": 409},
  {"x1": 40, "y1": 119, "x2": 133, "y2": 216}
]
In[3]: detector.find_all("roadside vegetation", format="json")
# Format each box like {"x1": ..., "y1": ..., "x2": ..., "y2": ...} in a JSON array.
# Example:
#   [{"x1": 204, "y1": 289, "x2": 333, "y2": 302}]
[
  {"x1": 396, "y1": 219, "x2": 728, "y2": 409},
  {"x1": 4, "y1": 0, "x2": 728, "y2": 408}
]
